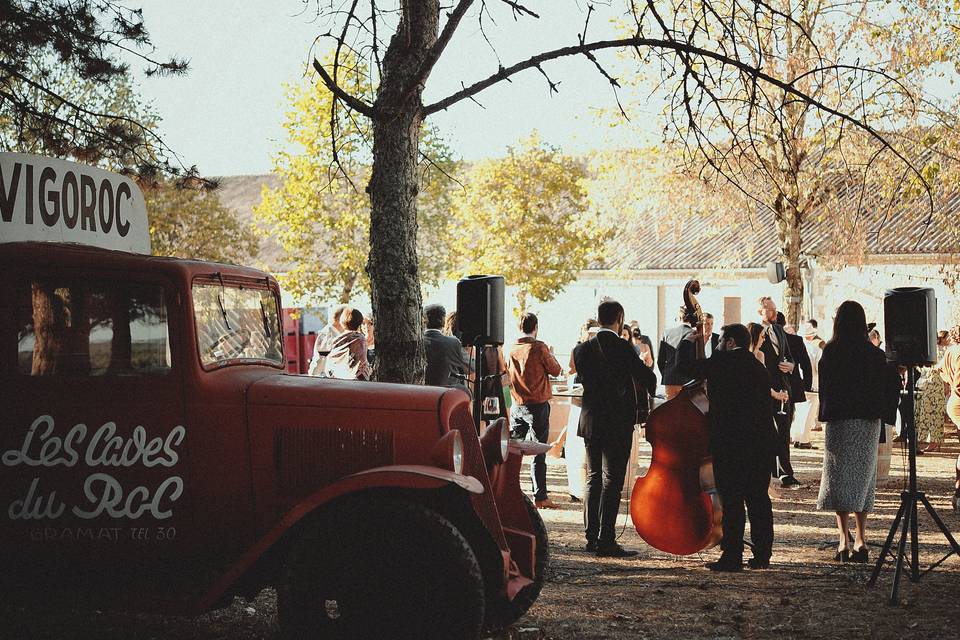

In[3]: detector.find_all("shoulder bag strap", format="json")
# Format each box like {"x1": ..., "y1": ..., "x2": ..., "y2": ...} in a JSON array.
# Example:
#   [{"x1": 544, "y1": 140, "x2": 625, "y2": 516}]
[{"x1": 596, "y1": 335, "x2": 641, "y2": 419}]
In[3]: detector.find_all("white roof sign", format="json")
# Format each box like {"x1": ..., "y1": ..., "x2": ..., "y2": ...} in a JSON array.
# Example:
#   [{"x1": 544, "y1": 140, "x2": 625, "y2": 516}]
[{"x1": 0, "y1": 152, "x2": 150, "y2": 254}]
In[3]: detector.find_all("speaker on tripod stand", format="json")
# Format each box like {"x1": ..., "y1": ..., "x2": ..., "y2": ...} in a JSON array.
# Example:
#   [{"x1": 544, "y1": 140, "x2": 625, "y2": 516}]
[
  {"x1": 869, "y1": 287, "x2": 960, "y2": 604},
  {"x1": 456, "y1": 275, "x2": 505, "y2": 432}
]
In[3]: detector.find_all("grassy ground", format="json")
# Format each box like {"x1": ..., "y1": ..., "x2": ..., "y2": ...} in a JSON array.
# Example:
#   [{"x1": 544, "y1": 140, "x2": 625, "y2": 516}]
[{"x1": 2, "y1": 430, "x2": 958, "y2": 639}]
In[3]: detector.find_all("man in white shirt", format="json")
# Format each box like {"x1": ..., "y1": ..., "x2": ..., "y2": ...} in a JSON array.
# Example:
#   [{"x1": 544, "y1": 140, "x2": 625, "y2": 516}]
[
  {"x1": 307, "y1": 304, "x2": 347, "y2": 376},
  {"x1": 793, "y1": 321, "x2": 823, "y2": 449},
  {"x1": 703, "y1": 313, "x2": 720, "y2": 358}
]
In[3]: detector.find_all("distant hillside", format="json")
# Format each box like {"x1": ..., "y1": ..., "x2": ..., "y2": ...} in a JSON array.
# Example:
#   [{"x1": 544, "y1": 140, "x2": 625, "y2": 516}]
[{"x1": 215, "y1": 174, "x2": 287, "y2": 273}]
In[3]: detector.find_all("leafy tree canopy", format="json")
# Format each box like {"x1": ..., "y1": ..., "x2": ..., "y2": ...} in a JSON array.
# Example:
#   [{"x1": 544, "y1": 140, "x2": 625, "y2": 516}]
[
  {"x1": 451, "y1": 133, "x2": 610, "y2": 316},
  {"x1": 0, "y1": 0, "x2": 187, "y2": 175},
  {"x1": 144, "y1": 182, "x2": 259, "y2": 265},
  {"x1": 255, "y1": 54, "x2": 459, "y2": 305}
]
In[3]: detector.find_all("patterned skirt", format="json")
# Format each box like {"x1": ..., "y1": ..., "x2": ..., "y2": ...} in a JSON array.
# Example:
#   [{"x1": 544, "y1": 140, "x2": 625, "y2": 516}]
[{"x1": 816, "y1": 418, "x2": 881, "y2": 512}]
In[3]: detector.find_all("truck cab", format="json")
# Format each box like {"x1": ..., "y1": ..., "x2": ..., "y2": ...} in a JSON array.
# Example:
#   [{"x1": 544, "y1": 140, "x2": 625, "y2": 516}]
[{"x1": 0, "y1": 154, "x2": 547, "y2": 640}]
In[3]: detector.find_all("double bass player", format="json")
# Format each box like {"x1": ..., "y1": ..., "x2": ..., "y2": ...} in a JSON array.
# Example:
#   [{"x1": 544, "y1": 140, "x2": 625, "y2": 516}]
[{"x1": 679, "y1": 323, "x2": 777, "y2": 571}]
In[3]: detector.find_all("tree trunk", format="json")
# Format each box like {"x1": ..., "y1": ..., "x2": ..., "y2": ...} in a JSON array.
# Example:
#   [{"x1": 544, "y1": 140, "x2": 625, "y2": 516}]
[
  {"x1": 30, "y1": 283, "x2": 90, "y2": 375},
  {"x1": 366, "y1": 1, "x2": 439, "y2": 384},
  {"x1": 774, "y1": 195, "x2": 804, "y2": 327},
  {"x1": 338, "y1": 273, "x2": 357, "y2": 305},
  {"x1": 31, "y1": 282, "x2": 67, "y2": 375},
  {"x1": 108, "y1": 290, "x2": 132, "y2": 372}
]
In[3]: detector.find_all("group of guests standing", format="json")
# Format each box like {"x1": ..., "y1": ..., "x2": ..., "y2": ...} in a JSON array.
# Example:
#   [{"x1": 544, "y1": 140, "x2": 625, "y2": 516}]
[
  {"x1": 660, "y1": 298, "x2": 813, "y2": 490},
  {"x1": 307, "y1": 296, "x2": 960, "y2": 569},
  {"x1": 307, "y1": 304, "x2": 375, "y2": 380},
  {"x1": 659, "y1": 299, "x2": 901, "y2": 570},
  {"x1": 421, "y1": 303, "x2": 564, "y2": 510}
]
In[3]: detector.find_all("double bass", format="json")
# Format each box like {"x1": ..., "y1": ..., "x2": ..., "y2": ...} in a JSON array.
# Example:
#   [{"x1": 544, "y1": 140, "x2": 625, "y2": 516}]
[{"x1": 629, "y1": 280, "x2": 723, "y2": 555}]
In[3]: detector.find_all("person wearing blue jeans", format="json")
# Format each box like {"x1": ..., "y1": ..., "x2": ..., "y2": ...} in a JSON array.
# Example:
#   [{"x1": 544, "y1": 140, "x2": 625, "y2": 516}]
[
  {"x1": 511, "y1": 402, "x2": 551, "y2": 502},
  {"x1": 508, "y1": 312, "x2": 563, "y2": 509}
]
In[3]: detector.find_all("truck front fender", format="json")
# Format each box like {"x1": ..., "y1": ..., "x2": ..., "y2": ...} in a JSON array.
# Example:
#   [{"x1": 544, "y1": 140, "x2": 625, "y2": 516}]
[{"x1": 194, "y1": 466, "x2": 483, "y2": 613}]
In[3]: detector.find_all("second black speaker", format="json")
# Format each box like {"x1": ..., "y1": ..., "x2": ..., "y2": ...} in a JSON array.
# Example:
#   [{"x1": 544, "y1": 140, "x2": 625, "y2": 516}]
[
  {"x1": 883, "y1": 286, "x2": 937, "y2": 366},
  {"x1": 456, "y1": 275, "x2": 505, "y2": 346}
]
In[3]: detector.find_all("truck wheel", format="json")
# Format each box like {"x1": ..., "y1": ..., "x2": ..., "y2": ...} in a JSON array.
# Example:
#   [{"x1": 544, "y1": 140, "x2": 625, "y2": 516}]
[
  {"x1": 278, "y1": 499, "x2": 485, "y2": 640},
  {"x1": 484, "y1": 494, "x2": 550, "y2": 631}
]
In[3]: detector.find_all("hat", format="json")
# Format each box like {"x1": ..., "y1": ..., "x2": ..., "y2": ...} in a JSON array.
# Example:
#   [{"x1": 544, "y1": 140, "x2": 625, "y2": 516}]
[{"x1": 799, "y1": 322, "x2": 817, "y2": 337}]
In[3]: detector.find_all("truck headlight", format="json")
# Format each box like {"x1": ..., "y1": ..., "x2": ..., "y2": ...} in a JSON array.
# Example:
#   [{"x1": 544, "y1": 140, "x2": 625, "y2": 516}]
[
  {"x1": 480, "y1": 417, "x2": 510, "y2": 466},
  {"x1": 431, "y1": 430, "x2": 464, "y2": 475}
]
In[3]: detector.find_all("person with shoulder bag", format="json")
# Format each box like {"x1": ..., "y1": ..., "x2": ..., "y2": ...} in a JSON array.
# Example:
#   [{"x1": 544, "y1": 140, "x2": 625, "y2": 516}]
[{"x1": 573, "y1": 300, "x2": 657, "y2": 557}]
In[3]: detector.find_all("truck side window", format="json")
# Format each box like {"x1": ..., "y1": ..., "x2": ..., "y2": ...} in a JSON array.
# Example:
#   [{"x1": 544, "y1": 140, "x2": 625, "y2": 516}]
[
  {"x1": 15, "y1": 279, "x2": 170, "y2": 376},
  {"x1": 192, "y1": 283, "x2": 283, "y2": 367}
]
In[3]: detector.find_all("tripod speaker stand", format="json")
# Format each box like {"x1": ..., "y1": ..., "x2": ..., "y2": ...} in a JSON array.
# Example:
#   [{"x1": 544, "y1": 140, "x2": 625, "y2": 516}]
[{"x1": 868, "y1": 288, "x2": 960, "y2": 604}]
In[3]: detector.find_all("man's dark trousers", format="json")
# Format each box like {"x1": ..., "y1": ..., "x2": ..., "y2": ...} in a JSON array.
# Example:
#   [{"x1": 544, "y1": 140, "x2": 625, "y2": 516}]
[
  {"x1": 772, "y1": 400, "x2": 795, "y2": 479},
  {"x1": 584, "y1": 427, "x2": 633, "y2": 546},
  {"x1": 511, "y1": 402, "x2": 551, "y2": 501},
  {"x1": 716, "y1": 456, "x2": 773, "y2": 564}
]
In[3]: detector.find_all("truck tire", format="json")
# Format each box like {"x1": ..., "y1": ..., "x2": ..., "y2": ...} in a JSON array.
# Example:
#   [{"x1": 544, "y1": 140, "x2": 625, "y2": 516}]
[
  {"x1": 483, "y1": 494, "x2": 549, "y2": 631},
  {"x1": 278, "y1": 498, "x2": 485, "y2": 640}
]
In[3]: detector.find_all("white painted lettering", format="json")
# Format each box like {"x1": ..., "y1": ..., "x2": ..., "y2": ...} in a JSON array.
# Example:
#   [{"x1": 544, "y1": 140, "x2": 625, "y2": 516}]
[
  {"x1": 8, "y1": 478, "x2": 66, "y2": 520},
  {"x1": 72, "y1": 473, "x2": 184, "y2": 521}
]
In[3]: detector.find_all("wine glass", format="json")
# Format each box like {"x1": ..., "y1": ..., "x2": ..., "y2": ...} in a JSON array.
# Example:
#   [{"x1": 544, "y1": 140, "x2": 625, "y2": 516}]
[{"x1": 777, "y1": 355, "x2": 790, "y2": 415}]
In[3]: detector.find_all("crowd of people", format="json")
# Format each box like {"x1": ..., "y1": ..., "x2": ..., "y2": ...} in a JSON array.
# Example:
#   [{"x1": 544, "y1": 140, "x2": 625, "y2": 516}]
[{"x1": 303, "y1": 296, "x2": 960, "y2": 569}]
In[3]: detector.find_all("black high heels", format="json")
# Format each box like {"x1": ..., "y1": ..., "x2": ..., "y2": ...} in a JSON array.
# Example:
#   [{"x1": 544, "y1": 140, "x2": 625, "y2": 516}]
[
  {"x1": 850, "y1": 547, "x2": 870, "y2": 563},
  {"x1": 834, "y1": 548, "x2": 850, "y2": 562}
]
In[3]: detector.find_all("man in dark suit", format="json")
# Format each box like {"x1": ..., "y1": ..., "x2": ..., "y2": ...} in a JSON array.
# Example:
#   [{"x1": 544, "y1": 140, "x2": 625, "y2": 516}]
[
  {"x1": 758, "y1": 298, "x2": 812, "y2": 488},
  {"x1": 658, "y1": 308, "x2": 696, "y2": 399},
  {"x1": 574, "y1": 300, "x2": 657, "y2": 557},
  {"x1": 679, "y1": 323, "x2": 776, "y2": 571},
  {"x1": 423, "y1": 304, "x2": 471, "y2": 391}
]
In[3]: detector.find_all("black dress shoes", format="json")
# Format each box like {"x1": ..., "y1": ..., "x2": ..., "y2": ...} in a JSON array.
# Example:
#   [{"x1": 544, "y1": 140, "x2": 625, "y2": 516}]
[
  {"x1": 585, "y1": 540, "x2": 597, "y2": 552},
  {"x1": 596, "y1": 542, "x2": 639, "y2": 558},
  {"x1": 780, "y1": 475, "x2": 803, "y2": 489},
  {"x1": 747, "y1": 558, "x2": 770, "y2": 569}
]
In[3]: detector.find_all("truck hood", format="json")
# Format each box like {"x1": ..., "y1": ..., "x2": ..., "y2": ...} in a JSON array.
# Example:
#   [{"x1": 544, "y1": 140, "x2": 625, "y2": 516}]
[{"x1": 247, "y1": 374, "x2": 455, "y2": 412}]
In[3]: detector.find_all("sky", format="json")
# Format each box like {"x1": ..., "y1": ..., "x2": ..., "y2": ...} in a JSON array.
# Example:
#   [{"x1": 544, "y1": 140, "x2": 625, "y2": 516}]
[{"x1": 130, "y1": 1, "x2": 658, "y2": 177}]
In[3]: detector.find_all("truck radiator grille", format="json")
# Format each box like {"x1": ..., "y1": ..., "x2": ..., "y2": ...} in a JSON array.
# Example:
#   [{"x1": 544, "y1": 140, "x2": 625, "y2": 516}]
[{"x1": 274, "y1": 427, "x2": 394, "y2": 494}]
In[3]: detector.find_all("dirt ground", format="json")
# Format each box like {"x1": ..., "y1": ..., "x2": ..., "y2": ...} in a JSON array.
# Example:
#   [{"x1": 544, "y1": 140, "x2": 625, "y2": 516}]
[
  {"x1": 2, "y1": 430, "x2": 959, "y2": 640},
  {"x1": 511, "y1": 431, "x2": 960, "y2": 639}
]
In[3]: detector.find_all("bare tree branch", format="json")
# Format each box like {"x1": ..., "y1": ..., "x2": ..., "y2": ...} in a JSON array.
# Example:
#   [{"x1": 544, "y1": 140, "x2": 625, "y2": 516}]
[
  {"x1": 312, "y1": 57, "x2": 376, "y2": 116},
  {"x1": 400, "y1": 0, "x2": 476, "y2": 106}
]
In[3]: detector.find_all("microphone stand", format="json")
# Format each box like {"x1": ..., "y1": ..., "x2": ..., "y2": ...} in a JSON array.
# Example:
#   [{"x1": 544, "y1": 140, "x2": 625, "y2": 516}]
[{"x1": 471, "y1": 341, "x2": 486, "y2": 435}]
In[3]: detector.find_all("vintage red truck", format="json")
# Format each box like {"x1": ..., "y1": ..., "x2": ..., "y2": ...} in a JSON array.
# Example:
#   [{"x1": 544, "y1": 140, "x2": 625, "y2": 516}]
[{"x1": 0, "y1": 153, "x2": 548, "y2": 639}]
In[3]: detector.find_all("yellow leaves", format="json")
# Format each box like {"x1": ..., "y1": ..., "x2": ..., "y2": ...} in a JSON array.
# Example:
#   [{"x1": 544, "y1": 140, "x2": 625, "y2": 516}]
[
  {"x1": 145, "y1": 182, "x2": 259, "y2": 264},
  {"x1": 450, "y1": 133, "x2": 606, "y2": 306},
  {"x1": 254, "y1": 50, "x2": 458, "y2": 305}
]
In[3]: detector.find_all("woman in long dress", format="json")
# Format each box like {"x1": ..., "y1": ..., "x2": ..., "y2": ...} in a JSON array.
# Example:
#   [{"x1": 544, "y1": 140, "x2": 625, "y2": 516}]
[
  {"x1": 937, "y1": 325, "x2": 960, "y2": 509},
  {"x1": 816, "y1": 301, "x2": 898, "y2": 563}
]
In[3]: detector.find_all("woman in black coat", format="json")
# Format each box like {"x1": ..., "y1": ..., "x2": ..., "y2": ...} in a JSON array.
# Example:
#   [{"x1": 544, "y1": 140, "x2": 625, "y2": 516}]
[{"x1": 816, "y1": 301, "x2": 898, "y2": 563}]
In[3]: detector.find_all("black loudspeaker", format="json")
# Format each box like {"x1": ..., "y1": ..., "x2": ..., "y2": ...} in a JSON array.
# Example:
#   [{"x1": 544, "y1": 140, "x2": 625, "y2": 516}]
[
  {"x1": 883, "y1": 287, "x2": 937, "y2": 366},
  {"x1": 456, "y1": 275, "x2": 505, "y2": 346}
]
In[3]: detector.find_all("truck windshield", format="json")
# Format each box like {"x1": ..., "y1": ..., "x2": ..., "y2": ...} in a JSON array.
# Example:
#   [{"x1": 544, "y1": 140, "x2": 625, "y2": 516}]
[{"x1": 193, "y1": 282, "x2": 283, "y2": 367}]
